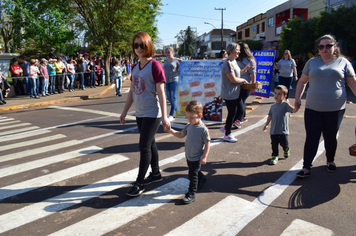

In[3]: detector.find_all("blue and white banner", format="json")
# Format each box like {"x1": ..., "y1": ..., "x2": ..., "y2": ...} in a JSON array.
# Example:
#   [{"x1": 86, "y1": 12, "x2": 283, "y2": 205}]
[{"x1": 251, "y1": 50, "x2": 276, "y2": 98}]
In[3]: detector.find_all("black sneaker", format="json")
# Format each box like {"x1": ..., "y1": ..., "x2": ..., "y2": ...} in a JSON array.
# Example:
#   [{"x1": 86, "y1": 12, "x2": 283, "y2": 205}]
[
  {"x1": 327, "y1": 164, "x2": 337, "y2": 173},
  {"x1": 126, "y1": 182, "x2": 145, "y2": 197},
  {"x1": 296, "y1": 170, "x2": 310, "y2": 178},
  {"x1": 198, "y1": 176, "x2": 207, "y2": 189},
  {"x1": 143, "y1": 172, "x2": 162, "y2": 185},
  {"x1": 182, "y1": 192, "x2": 196, "y2": 204}
]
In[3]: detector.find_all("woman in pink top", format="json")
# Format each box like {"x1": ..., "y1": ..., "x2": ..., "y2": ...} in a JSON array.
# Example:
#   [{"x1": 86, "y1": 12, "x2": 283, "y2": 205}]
[{"x1": 29, "y1": 59, "x2": 40, "y2": 99}]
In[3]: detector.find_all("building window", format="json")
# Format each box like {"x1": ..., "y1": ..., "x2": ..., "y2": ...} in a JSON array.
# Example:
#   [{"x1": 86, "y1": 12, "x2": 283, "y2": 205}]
[
  {"x1": 257, "y1": 24, "x2": 260, "y2": 34},
  {"x1": 238, "y1": 31, "x2": 242, "y2": 40},
  {"x1": 268, "y1": 17, "x2": 274, "y2": 27},
  {"x1": 245, "y1": 28, "x2": 250, "y2": 37},
  {"x1": 262, "y1": 22, "x2": 265, "y2": 32}
]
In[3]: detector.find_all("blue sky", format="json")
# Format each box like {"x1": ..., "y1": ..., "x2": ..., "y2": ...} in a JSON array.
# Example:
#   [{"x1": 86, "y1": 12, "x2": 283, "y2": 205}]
[{"x1": 156, "y1": 0, "x2": 288, "y2": 46}]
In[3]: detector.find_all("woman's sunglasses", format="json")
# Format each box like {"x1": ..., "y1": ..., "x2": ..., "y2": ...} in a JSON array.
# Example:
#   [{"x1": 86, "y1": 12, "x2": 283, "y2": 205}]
[
  {"x1": 318, "y1": 44, "x2": 334, "y2": 50},
  {"x1": 133, "y1": 43, "x2": 145, "y2": 49}
]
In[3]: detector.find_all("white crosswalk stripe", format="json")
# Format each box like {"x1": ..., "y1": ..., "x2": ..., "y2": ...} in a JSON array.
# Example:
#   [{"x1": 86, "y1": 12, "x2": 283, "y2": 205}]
[
  {"x1": 0, "y1": 129, "x2": 51, "y2": 142},
  {"x1": 0, "y1": 120, "x2": 20, "y2": 126}
]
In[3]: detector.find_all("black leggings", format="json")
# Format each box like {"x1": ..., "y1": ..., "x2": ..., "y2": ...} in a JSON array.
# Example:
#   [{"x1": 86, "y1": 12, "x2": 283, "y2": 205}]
[
  {"x1": 236, "y1": 89, "x2": 251, "y2": 121},
  {"x1": 224, "y1": 97, "x2": 241, "y2": 135},
  {"x1": 136, "y1": 117, "x2": 161, "y2": 184},
  {"x1": 303, "y1": 108, "x2": 345, "y2": 170}
]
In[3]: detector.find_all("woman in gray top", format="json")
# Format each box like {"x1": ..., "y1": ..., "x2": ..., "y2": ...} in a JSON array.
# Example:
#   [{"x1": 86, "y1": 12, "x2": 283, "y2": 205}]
[
  {"x1": 236, "y1": 42, "x2": 257, "y2": 126},
  {"x1": 294, "y1": 34, "x2": 356, "y2": 178},
  {"x1": 275, "y1": 50, "x2": 298, "y2": 98},
  {"x1": 163, "y1": 46, "x2": 180, "y2": 121},
  {"x1": 220, "y1": 43, "x2": 250, "y2": 143}
]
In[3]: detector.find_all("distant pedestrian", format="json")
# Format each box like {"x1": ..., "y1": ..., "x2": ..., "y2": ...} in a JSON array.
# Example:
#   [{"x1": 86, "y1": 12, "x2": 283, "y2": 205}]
[
  {"x1": 39, "y1": 58, "x2": 49, "y2": 96},
  {"x1": 47, "y1": 59, "x2": 56, "y2": 94},
  {"x1": 274, "y1": 50, "x2": 298, "y2": 99},
  {"x1": 20, "y1": 58, "x2": 31, "y2": 95},
  {"x1": 54, "y1": 57, "x2": 65, "y2": 93},
  {"x1": 112, "y1": 59, "x2": 124, "y2": 96},
  {"x1": 167, "y1": 100, "x2": 210, "y2": 204},
  {"x1": 67, "y1": 59, "x2": 77, "y2": 92},
  {"x1": 10, "y1": 58, "x2": 25, "y2": 95},
  {"x1": 163, "y1": 46, "x2": 180, "y2": 121},
  {"x1": 0, "y1": 68, "x2": 8, "y2": 104},
  {"x1": 120, "y1": 31, "x2": 170, "y2": 197},
  {"x1": 29, "y1": 59, "x2": 40, "y2": 99},
  {"x1": 263, "y1": 85, "x2": 297, "y2": 165}
]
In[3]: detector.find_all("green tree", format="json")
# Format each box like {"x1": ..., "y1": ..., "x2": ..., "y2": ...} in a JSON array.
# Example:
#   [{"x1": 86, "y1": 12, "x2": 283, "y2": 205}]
[
  {"x1": 72, "y1": 0, "x2": 161, "y2": 85},
  {"x1": 176, "y1": 26, "x2": 195, "y2": 56},
  {"x1": 236, "y1": 39, "x2": 263, "y2": 51}
]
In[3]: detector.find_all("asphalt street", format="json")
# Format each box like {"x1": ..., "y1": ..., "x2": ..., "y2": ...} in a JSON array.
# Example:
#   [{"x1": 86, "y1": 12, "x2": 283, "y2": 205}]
[{"x1": 0, "y1": 80, "x2": 355, "y2": 235}]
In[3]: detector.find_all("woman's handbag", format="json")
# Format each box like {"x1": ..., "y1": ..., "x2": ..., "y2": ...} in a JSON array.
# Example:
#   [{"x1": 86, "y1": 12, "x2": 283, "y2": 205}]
[{"x1": 350, "y1": 127, "x2": 356, "y2": 156}]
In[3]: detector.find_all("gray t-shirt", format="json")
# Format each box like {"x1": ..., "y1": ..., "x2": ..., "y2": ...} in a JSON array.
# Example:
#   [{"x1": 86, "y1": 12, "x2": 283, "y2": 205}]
[
  {"x1": 237, "y1": 57, "x2": 256, "y2": 82},
  {"x1": 303, "y1": 56, "x2": 355, "y2": 112},
  {"x1": 131, "y1": 58, "x2": 166, "y2": 118},
  {"x1": 182, "y1": 123, "x2": 211, "y2": 161},
  {"x1": 221, "y1": 59, "x2": 241, "y2": 100},
  {"x1": 163, "y1": 58, "x2": 179, "y2": 83},
  {"x1": 277, "y1": 59, "x2": 296, "y2": 77},
  {"x1": 268, "y1": 101, "x2": 295, "y2": 135}
]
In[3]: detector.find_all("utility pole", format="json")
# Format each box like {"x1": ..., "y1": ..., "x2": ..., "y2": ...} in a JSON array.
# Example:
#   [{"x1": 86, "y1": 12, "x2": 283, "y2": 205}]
[{"x1": 215, "y1": 7, "x2": 226, "y2": 50}]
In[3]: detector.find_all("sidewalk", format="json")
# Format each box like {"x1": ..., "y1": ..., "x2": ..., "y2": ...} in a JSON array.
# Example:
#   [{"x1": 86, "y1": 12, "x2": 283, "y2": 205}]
[{"x1": 0, "y1": 84, "x2": 116, "y2": 113}]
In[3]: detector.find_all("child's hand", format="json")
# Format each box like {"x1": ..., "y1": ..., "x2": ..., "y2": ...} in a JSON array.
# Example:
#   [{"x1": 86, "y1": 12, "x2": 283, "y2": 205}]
[{"x1": 200, "y1": 157, "x2": 207, "y2": 165}]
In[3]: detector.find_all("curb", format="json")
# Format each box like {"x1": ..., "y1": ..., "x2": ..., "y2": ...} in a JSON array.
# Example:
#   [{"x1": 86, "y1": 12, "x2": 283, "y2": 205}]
[{"x1": 0, "y1": 84, "x2": 115, "y2": 112}]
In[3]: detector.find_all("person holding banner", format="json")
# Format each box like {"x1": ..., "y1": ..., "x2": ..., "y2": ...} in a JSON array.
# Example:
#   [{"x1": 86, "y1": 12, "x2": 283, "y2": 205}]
[
  {"x1": 220, "y1": 43, "x2": 250, "y2": 142},
  {"x1": 120, "y1": 31, "x2": 170, "y2": 196},
  {"x1": 275, "y1": 50, "x2": 297, "y2": 99},
  {"x1": 236, "y1": 42, "x2": 257, "y2": 125},
  {"x1": 294, "y1": 34, "x2": 356, "y2": 178},
  {"x1": 163, "y1": 46, "x2": 180, "y2": 121}
]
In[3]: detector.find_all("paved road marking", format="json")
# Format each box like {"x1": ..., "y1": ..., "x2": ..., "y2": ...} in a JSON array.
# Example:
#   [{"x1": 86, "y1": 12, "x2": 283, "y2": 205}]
[
  {"x1": 0, "y1": 134, "x2": 67, "y2": 152},
  {"x1": 281, "y1": 219, "x2": 333, "y2": 236},
  {"x1": 0, "y1": 120, "x2": 20, "y2": 126},
  {"x1": 49, "y1": 178, "x2": 189, "y2": 236},
  {"x1": 0, "y1": 122, "x2": 31, "y2": 131},
  {"x1": 0, "y1": 155, "x2": 129, "y2": 201},
  {"x1": 0, "y1": 118, "x2": 14, "y2": 122},
  {"x1": 0, "y1": 140, "x2": 83, "y2": 163},
  {"x1": 0, "y1": 130, "x2": 51, "y2": 143},
  {"x1": 0, "y1": 146, "x2": 103, "y2": 178},
  {"x1": 0, "y1": 126, "x2": 39, "y2": 136}
]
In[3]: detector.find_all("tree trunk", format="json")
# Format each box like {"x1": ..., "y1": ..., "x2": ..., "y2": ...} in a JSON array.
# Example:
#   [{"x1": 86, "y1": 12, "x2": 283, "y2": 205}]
[{"x1": 104, "y1": 42, "x2": 112, "y2": 86}]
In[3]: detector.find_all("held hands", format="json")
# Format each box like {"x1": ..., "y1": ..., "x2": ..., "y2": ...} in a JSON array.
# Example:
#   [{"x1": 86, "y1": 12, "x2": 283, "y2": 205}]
[
  {"x1": 294, "y1": 98, "x2": 301, "y2": 111},
  {"x1": 161, "y1": 117, "x2": 171, "y2": 132}
]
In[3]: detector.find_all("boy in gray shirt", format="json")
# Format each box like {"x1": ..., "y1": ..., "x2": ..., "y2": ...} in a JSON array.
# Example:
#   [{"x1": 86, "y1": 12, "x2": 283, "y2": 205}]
[
  {"x1": 168, "y1": 101, "x2": 211, "y2": 204},
  {"x1": 263, "y1": 85, "x2": 297, "y2": 165}
]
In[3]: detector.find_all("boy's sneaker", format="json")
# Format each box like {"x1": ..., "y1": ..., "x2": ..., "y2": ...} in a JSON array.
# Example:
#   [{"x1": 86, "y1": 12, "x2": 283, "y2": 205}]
[
  {"x1": 143, "y1": 172, "x2": 163, "y2": 185},
  {"x1": 220, "y1": 126, "x2": 225, "y2": 134},
  {"x1": 126, "y1": 182, "x2": 145, "y2": 197},
  {"x1": 270, "y1": 156, "x2": 279, "y2": 165},
  {"x1": 223, "y1": 134, "x2": 237, "y2": 143},
  {"x1": 232, "y1": 120, "x2": 242, "y2": 129},
  {"x1": 284, "y1": 149, "x2": 290, "y2": 158},
  {"x1": 182, "y1": 191, "x2": 196, "y2": 204}
]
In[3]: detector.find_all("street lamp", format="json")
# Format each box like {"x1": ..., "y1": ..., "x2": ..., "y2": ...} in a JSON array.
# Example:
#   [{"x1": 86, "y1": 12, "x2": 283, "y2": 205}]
[{"x1": 204, "y1": 22, "x2": 217, "y2": 29}]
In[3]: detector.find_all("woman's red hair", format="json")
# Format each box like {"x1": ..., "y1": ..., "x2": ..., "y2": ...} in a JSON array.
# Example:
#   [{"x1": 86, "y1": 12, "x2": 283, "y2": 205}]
[{"x1": 132, "y1": 31, "x2": 153, "y2": 58}]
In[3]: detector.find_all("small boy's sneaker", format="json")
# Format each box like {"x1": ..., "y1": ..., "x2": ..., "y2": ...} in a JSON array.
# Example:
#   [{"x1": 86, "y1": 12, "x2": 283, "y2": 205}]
[
  {"x1": 232, "y1": 120, "x2": 242, "y2": 129},
  {"x1": 126, "y1": 182, "x2": 145, "y2": 197},
  {"x1": 220, "y1": 126, "x2": 225, "y2": 134},
  {"x1": 143, "y1": 172, "x2": 163, "y2": 185},
  {"x1": 223, "y1": 134, "x2": 237, "y2": 143},
  {"x1": 270, "y1": 156, "x2": 279, "y2": 165},
  {"x1": 182, "y1": 191, "x2": 196, "y2": 204},
  {"x1": 284, "y1": 149, "x2": 290, "y2": 158}
]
